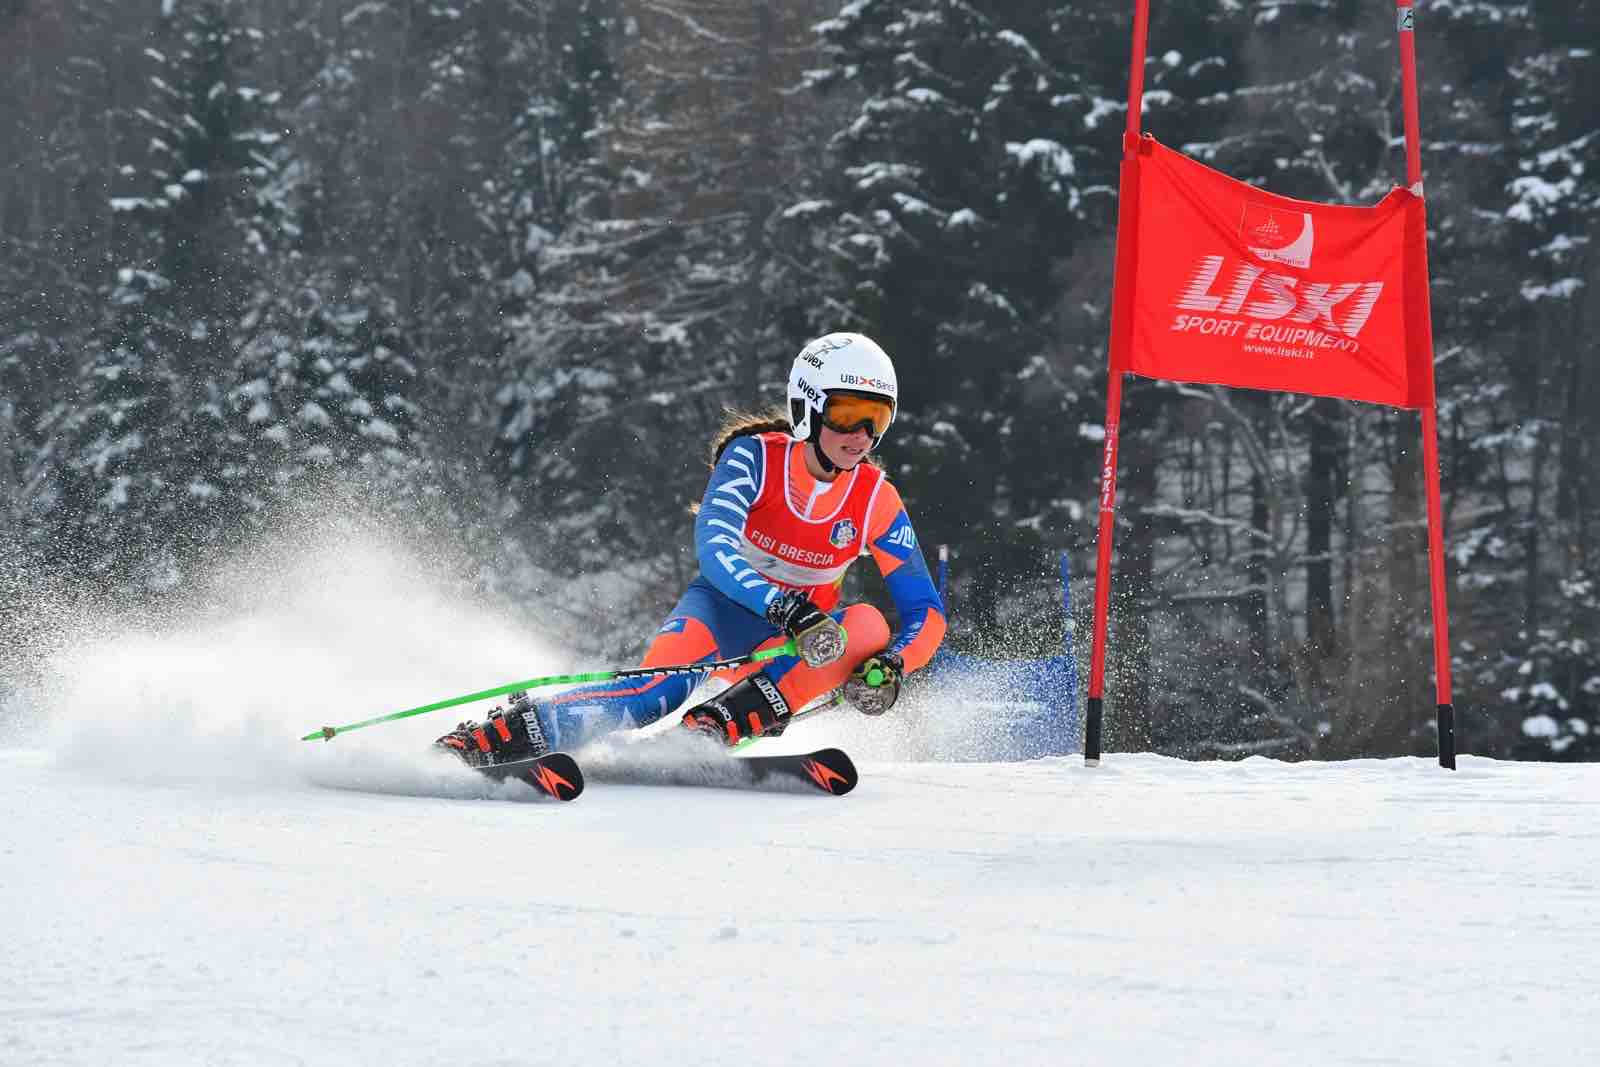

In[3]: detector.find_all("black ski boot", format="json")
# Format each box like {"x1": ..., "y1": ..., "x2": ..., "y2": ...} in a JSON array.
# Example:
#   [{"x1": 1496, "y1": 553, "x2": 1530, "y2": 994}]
[
  {"x1": 680, "y1": 673, "x2": 792, "y2": 746},
  {"x1": 434, "y1": 693, "x2": 551, "y2": 768}
]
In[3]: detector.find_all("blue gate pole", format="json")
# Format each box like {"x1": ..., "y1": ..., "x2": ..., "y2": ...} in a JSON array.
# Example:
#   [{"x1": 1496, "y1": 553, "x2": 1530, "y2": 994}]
[
  {"x1": 1060, "y1": 551, "x2": 1073, "y2": 654},
  {"x1": 1061, "y1": 551, "x2": 1079, "y2": 751}
]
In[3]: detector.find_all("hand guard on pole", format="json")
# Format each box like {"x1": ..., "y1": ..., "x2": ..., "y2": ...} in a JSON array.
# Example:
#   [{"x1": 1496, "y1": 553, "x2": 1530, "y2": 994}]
[
  {"x1": 766, "y1": 590, "x2": 846, "y2": 668},
  {"x1": 844, "y1": 651, "x2": 903, "y2": 716}
]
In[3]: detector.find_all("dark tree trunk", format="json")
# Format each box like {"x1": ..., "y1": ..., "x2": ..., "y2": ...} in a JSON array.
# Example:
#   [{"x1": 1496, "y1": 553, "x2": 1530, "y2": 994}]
[
  {"x1": 1305, "y1": 399, "x2": 1340, "y2": 660},
  {"x1": 739, "y1": 0, "x2": 777, "y2": 409},
  {"x1": 1378, "y1": 415, "x2": 1428, "y2": 755},
  {"x1": 1248, "y1": 466, "x2": 1270, "y2": 666},
  {"x1": 1113, "y1": 408, "x2": 1160, "y2": 753}
]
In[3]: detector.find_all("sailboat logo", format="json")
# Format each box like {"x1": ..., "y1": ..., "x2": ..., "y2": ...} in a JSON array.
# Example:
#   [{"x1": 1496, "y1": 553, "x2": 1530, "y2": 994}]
[{"x1": 1240, "y1": 203, "x2": 1314, "y2": 269}]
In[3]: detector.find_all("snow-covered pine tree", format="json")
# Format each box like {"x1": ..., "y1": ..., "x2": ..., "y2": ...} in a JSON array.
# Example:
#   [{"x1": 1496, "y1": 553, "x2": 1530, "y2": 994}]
[
  {"x1": 270, "y1": 2, "x2": 614, "y2": 541},
  {"x1": 494, "y1": 0, "x2": 831, "y2": 639},
  {"x1": 229, "y1": 277, "x2": 428, "y2": 519},
  {"x1": 1452, "y1": 0, "x2": 1600, "y2": 758},
  {"x1": 486, "y1": 0, "x2": 622, "y2": 468},
  {"x1": 1, "y1": 0, "x2": 156, "y2": 553},
  {"x1": 222, "y1": 0, "x2": 555, "y2": 534},
  {"x1": 34, "y1": 0, "x2": 284, "y2": 590}
]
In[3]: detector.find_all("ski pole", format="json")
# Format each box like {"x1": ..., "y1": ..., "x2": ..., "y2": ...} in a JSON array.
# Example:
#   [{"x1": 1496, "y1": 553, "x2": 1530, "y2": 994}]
[{"x1": 300, "y1": 640, "x2": 802, "y2": 742}]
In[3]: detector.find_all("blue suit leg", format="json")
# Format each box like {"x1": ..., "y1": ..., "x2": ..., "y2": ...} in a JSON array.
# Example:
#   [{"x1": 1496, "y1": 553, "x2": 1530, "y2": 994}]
[{"x1": 531, "y1": 578, "x2": 776, "y2": 749}]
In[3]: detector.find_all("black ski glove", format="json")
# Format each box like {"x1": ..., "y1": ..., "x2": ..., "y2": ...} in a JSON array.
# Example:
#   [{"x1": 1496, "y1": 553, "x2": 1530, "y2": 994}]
[
  {"x1": 844, "y1": 651, "x2": 903, "y2": 716},
  {"x1": 766, "y1": 590, "x2": 847, "y2": 667}
]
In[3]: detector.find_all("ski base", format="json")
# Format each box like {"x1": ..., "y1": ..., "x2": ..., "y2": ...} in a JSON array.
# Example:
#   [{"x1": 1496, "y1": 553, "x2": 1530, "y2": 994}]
[{"x1": 475, "y1": 751, "x2": 585, "y2": 802}]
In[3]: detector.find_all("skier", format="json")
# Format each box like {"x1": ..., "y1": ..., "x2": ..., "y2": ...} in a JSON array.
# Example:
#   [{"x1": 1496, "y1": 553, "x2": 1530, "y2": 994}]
[{"x1": 436, "y1": 332, "x2": 947, "y2": 764}]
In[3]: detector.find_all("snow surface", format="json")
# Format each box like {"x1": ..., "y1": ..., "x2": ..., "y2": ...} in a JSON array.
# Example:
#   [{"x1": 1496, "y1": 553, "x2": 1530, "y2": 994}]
[{"x1": 3, "y1": 537, "x2": 1598, "y2": 1066}]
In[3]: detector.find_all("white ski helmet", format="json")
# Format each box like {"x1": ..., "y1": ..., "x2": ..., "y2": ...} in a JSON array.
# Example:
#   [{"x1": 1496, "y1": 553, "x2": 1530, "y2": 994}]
[{"x1": 786, "y1": 332, "x2": 898, "y2": 444}]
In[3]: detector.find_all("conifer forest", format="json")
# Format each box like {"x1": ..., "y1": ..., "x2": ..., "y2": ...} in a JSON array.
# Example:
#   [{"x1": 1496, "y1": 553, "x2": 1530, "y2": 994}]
[{"x1": 2, "y1": 1, "x2": 1596, "y2": 761}]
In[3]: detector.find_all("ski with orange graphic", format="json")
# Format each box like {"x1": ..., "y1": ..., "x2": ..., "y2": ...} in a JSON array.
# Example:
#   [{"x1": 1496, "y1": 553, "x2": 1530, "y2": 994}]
[
  {"x1": 719, "y1": 748, "x2": 858, "y2": 796},
  {"x1": 475, "y1": 751, "x2": 585, "y2": 802},
  {"x1": 582, "y1": 742, "x2": 858, "y2": 796}
]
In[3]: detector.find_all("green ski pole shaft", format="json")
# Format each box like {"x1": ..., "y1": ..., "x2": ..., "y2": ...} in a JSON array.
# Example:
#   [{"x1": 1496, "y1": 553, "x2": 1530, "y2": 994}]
[{"x1": 301, "y1": 640, "x2": 800, "y2": 742}]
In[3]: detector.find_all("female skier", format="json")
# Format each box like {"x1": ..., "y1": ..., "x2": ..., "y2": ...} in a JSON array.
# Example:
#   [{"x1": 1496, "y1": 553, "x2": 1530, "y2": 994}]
[{"x1": 436, "y1": 332, "x2": 947, "y2": 763}]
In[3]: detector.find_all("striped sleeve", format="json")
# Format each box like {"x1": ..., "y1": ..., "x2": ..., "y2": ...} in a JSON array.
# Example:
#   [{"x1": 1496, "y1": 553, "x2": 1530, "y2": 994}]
[
  {"x1": 864, "y1": 480, "x2": 947, "y2": 673},
  {"x1": 694, "y1": 435, "x2": 782, "y2": 618}
]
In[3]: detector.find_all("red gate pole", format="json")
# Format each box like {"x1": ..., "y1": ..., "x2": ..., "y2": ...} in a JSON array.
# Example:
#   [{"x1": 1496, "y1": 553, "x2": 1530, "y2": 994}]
[
  {"x1": 1085, "y1": 0, "x2": 1152, "y2": 766},
  {"x1": 1395, "y1": 0, "x2": 1457, "y2": 769}
]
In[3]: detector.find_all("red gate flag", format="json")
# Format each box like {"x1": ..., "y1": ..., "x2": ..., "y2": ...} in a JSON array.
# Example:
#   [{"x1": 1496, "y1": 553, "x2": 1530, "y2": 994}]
[{"x1": 1113, "y1": 135, "x2": 1435, "y2": 410}]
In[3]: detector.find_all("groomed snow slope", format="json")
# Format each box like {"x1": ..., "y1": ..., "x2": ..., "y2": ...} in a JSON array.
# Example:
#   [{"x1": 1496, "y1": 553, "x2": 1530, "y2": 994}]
[
  {"x1": 2, "y1": 541, "x2": 1596, "y2": 1066},
  {"x1": 5, "y1": 743, "x2": 1598, "y2": 1066}
]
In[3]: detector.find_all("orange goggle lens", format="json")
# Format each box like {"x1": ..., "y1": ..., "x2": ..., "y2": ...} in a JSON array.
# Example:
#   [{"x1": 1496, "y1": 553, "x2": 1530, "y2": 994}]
[{"x1": 821, "y1": 393, "x2": 894, "y2": 440}]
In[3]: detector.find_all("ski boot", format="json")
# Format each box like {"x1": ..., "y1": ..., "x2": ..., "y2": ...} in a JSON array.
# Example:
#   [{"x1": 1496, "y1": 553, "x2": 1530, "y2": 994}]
[
  {"x1": 680, "y1": 673, "x2": 792, "y2": 746},
  {"x1": 434, "y1": 692, "x2": 550, "y2": 768}
]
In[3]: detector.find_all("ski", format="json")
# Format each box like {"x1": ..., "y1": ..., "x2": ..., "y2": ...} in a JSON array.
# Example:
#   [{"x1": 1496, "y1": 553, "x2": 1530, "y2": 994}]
[
  {"x1": 729, "y1": 748, "x2": 858, "y2": 796},
  {"x1": 475, "y1": 751, "x2": 585, "y2": 802},
  {"x1": 583, "y1": 740, "x2": 858, "y2": 796}
]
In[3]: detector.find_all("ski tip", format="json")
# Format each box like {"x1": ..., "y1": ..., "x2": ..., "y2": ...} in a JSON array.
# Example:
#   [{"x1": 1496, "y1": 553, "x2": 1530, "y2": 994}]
[
  {"x1": 796, "y1": 748, "x2": 857, "y2": 796},
  {"x1": 519, "y1": 752, "x2": 585, "y2": 802}
]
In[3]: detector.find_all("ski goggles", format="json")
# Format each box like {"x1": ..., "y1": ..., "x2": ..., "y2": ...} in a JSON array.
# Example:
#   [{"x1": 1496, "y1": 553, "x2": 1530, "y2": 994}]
[{"x1": 821, "y1": 392, "x2": 895, "y2": 442}]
